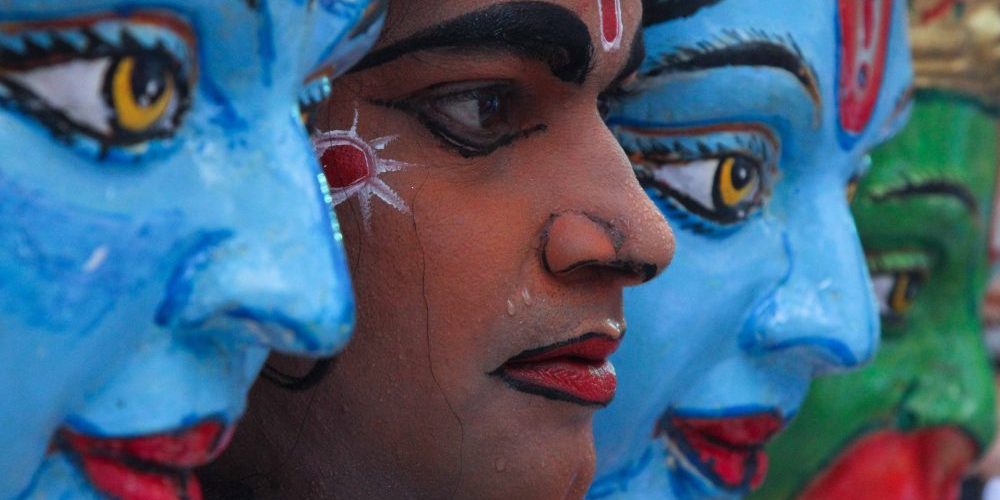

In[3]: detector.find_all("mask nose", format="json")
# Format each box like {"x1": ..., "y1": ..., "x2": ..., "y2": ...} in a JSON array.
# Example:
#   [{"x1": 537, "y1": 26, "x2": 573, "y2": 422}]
[
  {"x1": 740, "y1": 201, "x2": 879, "y2": 374},
  {"x1": 157, "y1": 127, "x2": 355, "y2": 356}
]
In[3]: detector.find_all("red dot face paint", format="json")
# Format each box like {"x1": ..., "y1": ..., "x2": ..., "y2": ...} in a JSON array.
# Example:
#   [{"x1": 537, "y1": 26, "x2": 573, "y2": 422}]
[
  {"x1": 311, "y1": 110, "x2": 413, "y2": 230},
  {"x1": 598, "y1": 0, "x2": 623, "y2": 51},
  {"x1": 321, "y1": 143, "x2": 371, "y2": 189}
]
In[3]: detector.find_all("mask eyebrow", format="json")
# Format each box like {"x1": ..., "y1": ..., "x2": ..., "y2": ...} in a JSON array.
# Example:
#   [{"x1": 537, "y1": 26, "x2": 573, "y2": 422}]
[
  {"x1": 642, "y1": 0, "x2": 726, "y2": 25},
  {"x1": 643, "y1": 33, "x2": 821, "y2": 107},
  {"x1": 349, "y1": 1, "x2": 595, "y2": 85},
  {"x1": 869, "y1": 179, "x2": 979, "y2": 217}
]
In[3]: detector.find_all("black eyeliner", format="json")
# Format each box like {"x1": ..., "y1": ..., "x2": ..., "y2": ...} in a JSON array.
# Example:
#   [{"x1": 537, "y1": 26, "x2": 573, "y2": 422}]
[{"x1": 370, "y1": 89, "x2": 548, "y2": 158}]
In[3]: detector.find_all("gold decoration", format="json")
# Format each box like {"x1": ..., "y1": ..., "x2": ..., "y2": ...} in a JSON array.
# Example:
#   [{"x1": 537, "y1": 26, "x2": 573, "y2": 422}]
[{"x1": 910, "y1": 0, "x2": 1000, "y2": 109}]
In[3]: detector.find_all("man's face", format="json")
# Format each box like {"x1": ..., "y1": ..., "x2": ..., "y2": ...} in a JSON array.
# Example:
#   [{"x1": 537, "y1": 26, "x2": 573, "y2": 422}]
[
  {"x1": 243, "y1": 0, "x2": 674, "y2": 497},
  {"x1": 590, "y1": 0, "x2": 913, "y2": 497},
  {"x1": 756, "y1": 96, "x2": 998, "y2": 500},
  {"x1": 0, "y1": 0, "x2": 382, "y2": 497}
]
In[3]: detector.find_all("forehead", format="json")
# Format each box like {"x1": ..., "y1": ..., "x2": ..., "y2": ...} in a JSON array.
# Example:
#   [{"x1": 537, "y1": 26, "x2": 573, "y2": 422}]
[
  {"x1": 642, "y1": 1, "x2": 835, "y2": 73},
  {"x1": 640, "y1": 0, "x2": 912, "y2": 151}
]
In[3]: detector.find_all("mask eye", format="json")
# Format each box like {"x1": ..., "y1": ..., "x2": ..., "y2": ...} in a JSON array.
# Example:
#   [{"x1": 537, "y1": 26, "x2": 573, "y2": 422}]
[
  {"x1": 872, "y1": 270, "x2": 926, "y2": 322},
  {"x1": 0, "y1": 15, "x2": 194, "y2": 158},
  {"x1": 634, "y1": 153, "x2": 765, "y2": 224},
  {"x1": 108, "y1": 55, "x2": 179, "y2": 134},
  {"x1": 847, "y1": 178, "x2": 859, "y2": 203}
]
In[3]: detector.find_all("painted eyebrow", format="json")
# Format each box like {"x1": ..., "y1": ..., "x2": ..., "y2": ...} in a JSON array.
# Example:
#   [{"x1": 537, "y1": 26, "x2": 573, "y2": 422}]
[
  {"x1": 349, "y1": 1, "x2": 595, "y2": 85},
  {"x1": 643, "y1": 36, "x2": 821, "y2": 107},
  {"x1": 869, "y1": 180, "x2": 979, "y2": 217},
  {"x1": 642, "y1": 0, "x2": 726, "y2": 25}
]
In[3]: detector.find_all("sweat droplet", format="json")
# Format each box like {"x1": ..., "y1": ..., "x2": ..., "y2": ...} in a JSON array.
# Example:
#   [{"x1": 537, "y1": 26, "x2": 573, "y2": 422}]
[
  {"x1": 507, "y1": 299, "x2": 516, "y2": 316},
  {"x1": 495, "y1": 457, "x2": 507, "y2": 472},
  {"x1": 521, "y1": 288, "x2": 533, "y2": 306}
]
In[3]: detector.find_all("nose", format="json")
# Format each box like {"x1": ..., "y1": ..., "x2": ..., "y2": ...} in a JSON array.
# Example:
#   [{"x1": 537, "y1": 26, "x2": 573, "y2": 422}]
[
  {"x1": 540, "y1": 122, "x2": 674, "y2": 287},
  {"x1": 741, "y1": 193, "x2": 878, "y2": 374},
  {"x1": 542, "y1": 211, "x2": 670, "y2": 285},
  {"x1": 157, "y1": 122, "x2": 355, "y2": 356}
]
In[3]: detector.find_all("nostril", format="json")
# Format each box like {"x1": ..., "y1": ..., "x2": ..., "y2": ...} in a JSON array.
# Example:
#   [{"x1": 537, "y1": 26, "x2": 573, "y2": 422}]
[
  {"x1": 637, "y1": 262, "x2": 659, "y2": 283},
  {"x1": 540, "y1": 211, "x2": 658, "y2": 284}
]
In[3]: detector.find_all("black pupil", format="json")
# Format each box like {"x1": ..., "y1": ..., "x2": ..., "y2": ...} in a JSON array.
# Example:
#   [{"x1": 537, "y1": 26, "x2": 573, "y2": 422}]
[
  {"x1": 903, "y1": 273, "x2": 922, "y2": 301},
  {"x1": 730, "y1": 157, "x2": 754, "y2": 190},
  {"x1": 478, "y1": 93, "x2": 501, "y2": 127},
  {"x1": 130, "y1": 55, "x2": 170, "y2": 107}
]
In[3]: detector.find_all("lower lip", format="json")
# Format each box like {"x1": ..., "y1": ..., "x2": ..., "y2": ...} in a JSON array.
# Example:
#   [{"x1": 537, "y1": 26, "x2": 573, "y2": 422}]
[
  {"x1": 496, "y1": 358, "x2": 617, "y2": 406},
  {"x1": 662, "y1": 411, "x2": 784, "y2": 490},
  {"x1": 800, "y1": 428, "x2": 977, "y2": 500},
  {"x1": 60, "y1": 420, "x2": 233, "y2": 500}
]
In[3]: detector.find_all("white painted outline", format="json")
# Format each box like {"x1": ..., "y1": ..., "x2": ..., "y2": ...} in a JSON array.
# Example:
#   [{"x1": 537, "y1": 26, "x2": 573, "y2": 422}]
[
  {"x1": 597, "y1": 0, "x2": 624, "y2": 52},
  {"x1": 312, "y1": 110, "x2": 412, "y2": 230}
]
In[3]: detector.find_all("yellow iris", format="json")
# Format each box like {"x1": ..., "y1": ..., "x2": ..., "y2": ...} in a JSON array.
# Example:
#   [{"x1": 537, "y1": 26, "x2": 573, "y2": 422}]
[
  {"x1": 889, "y1": 273, "x2": 916, "y2": 314},
  {"x1": 111, "y1": 56, "x2": 174, "y2": 132},
  {"x1": 846, "y1": 180, "x2": 859, "y2": 203},
  {"x1": 718, "y1": 157, "x2": 758, "y2": 207}
]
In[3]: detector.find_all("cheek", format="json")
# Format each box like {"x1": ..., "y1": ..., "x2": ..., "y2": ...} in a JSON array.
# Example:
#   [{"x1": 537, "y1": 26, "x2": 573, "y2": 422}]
[{"x1": 412, "y1": 190, "x2": 523, "y2": 351}]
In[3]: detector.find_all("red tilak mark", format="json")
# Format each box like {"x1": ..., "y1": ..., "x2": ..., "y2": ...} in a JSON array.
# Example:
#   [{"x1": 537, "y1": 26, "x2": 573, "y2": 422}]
[
  {"x1": 321, "y1": 143, "x2": 371, "y2": 189},
  {"x1": 599, "y1": 0, "x2": 623, "y2": 51},
  {"x1": 837, "y1": 0, "x2": 892, "y2": 135}
]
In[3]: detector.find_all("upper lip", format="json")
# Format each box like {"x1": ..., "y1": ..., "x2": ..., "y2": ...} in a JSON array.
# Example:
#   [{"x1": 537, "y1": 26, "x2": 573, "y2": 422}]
[
  {"x1": 504, "y1": 331, "x2": 623, "y2": 365},
  {"x1": 669, "y1": 411, "x2": 784, "y2": 448},
  {"x1": 59, "y1": 419, "x2": 233, "y2": 469}
]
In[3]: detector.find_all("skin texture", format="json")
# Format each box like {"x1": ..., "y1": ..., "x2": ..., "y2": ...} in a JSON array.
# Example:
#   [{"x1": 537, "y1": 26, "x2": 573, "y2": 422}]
[
  {"x1": 203, "y1": 1, "x2": 675, "y2": 498},
  {"x1": 588, "y1": 0, "x2": 914, "y2": 498},
  {"x1": 0, "y1": 1, "x2": 383, "y2": 497},
  {"x1": 755, "y1": 95, "x2": 999, "y2": 500}
]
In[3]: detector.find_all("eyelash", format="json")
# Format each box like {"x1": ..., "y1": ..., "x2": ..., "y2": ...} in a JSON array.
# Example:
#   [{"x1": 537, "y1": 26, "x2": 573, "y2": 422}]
[{"x1": 374, "y1": 81, "x2": 546, "y2": 158}]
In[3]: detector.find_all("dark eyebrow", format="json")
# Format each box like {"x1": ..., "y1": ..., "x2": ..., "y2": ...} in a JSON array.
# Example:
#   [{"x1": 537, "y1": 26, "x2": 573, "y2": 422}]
[
  {"x1": 349, "y1": 1, "x2": 595, "y2": 85},
  {"x1": 642, "y1": 0, "x2": 726, "y2": 26},
  {"x1": 644, "y1": 36, "x2": 821, "y2": 106},
  {"x1": 870, "y1": 180, "x2": 979, "y2": 217}
]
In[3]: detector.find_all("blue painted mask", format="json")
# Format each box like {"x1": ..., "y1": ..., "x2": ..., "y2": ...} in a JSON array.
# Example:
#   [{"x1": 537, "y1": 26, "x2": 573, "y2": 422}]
[
  {"x1": 590, "y1": 1, "x2": 913, "y2": 497},
  {"x1": 0, "y1": 1, "x2": 383, "y2": 497}
]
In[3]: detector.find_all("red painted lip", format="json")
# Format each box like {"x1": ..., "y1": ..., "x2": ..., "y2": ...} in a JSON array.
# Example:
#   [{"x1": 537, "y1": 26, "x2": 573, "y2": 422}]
[
  {"x1": 659, "y1": 411, "x2": 785, "y2": 490},
  {"x1": 492, "y1": 332, "x2": 621, "y2": 406},
  {"x1": 801, "y1": 427, "x2": 978, "y2": 500},
  {"x1": 59, "y1": 420, "x2": 233, "y2": 500}
]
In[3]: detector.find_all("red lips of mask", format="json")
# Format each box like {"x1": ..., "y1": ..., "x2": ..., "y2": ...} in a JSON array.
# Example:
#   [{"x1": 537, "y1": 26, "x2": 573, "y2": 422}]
[
  {"x1": 801, "y1": 428, "x2": 977, "y2": 500},
  {"x1": 659, "y1": 411, "x2": 785, "y2": 491},
  {"x1": 59, "y1": 420, "x2": 234, "y2": 500}
]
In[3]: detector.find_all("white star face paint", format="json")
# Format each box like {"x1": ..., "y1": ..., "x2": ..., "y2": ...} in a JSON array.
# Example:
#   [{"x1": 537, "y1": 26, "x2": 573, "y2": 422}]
[
  {"x1": 597, "y1": 0, "x2": 624, "y2": 52},
  {"x1": 312, "y1": 110, "x2": 413, "y2": 230}
]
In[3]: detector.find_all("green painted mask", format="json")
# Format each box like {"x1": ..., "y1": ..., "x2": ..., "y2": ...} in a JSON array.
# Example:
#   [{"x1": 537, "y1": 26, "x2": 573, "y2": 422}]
[{"x1": 754, "y1": 95, "x2": 998, "y2": 499}]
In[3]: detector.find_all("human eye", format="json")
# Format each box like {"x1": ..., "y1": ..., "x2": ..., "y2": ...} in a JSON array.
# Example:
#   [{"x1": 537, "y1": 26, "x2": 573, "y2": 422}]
[
  {"x1": 624, "y1": 127, "x2": 777, "y2": 227},
  {"x1": 868, "y1": 252, "x2": 930, "y2": 329},
  {"x1": 376, "y1": 81, "x2": 545, "y2": 158},
  {"x1": 0, "y1": 13, "x2": 195, "y2": 160}
]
